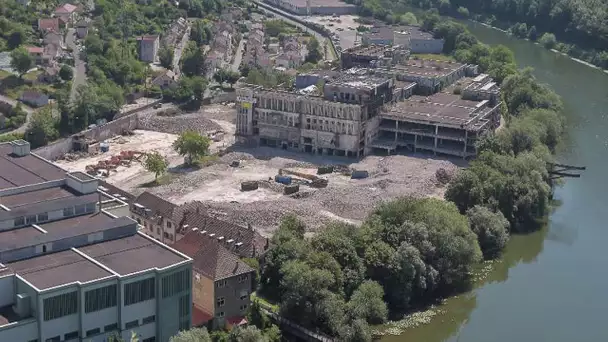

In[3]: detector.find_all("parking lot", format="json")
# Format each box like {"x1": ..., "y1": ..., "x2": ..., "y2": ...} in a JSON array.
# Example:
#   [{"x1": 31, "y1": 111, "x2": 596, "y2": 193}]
[{"x1": 304, "y1": 15, "x2": 369, "y2": 51}]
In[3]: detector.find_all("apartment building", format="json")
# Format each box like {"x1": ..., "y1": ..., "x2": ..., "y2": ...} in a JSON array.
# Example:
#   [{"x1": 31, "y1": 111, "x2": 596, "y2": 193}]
[
  {"x1": 130, "y1": 192, "x2": 269, "y2": 258},
  {"x1": 137, "y1": 35, "x2": 160, "y2": 63},
  {"x1": 0, "y1": 140, "x2": 192, "y2": 342},
  {"x1": 172, "y1": 230, "x2": 254, "y2": 330},
  {"x1": 236, "y1": 68, "x2": 396, "y2": 157}
]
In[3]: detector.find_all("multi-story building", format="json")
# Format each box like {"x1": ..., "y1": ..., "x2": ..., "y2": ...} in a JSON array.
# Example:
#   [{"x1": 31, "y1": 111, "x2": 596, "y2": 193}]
[
  {"x1": 0, "y1": 140, "x2": 193, "y2": 342},
  {"x1": 236, "y1": 68, "x2": 396, "y2": 157},
  {"x1": 172, "y1": 230, "x2": 254, "y2": 330},
  {"x1": 341, "y1": 44, "x2": 409, "y2": 69},
  {"x1": 130, "y1": 192, "x2": 269, "y2": 258},
  {"x1": 361, "y1": 25, "x2": 445, "y2": 54},
  {"x1": 136, "y1": 35, "x2": 160, "y2": 63},
  {"x1": 264, "y1": 0, "x2": 357, "y2": 15}
]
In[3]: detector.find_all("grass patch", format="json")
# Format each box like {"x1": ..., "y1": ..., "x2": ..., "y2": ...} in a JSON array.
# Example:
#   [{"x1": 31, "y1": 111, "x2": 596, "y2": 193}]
[
  {"x1": 196, "y1": 154, "x2": 220, "y2": 167},
  {"x1": 251, "y1": 292, "x2": 279, "y2": 313},
  {"x1": 411, "y1": 53, "x2": 456, "y2": 62},
  {"x1": 22, "y1": 69, "x2": 42, "y2": 82},
  {"x1": 0, "y1": 70, "x2": 11, "y2": 80}
]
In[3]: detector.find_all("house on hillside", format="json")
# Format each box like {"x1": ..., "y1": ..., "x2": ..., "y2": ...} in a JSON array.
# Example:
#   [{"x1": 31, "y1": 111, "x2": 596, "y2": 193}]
[
  {"x1": 136, "y1": 35, "x2": 160, "y2": 63},
  {"x1": 172, "y1": 230, "x2": 255, "y2": 329},
  {"x1": 25, "y1": 46, "x2": 44, "y2": 64},
  {"x1": 152, "y1": 69, "x2": 177, "y2": 90},
  {"x1": 37, "y1": 18, "x2": 61, "y2": 33},
  {"x1": 75, "y1": 19, "x2": 89, "y2": 38},
  {"x1": 37, "y1": 65, "x2": 60, "y2": 83},
  {"x1": 53, "y1": 3, "x2": 79, "y2": 25}
]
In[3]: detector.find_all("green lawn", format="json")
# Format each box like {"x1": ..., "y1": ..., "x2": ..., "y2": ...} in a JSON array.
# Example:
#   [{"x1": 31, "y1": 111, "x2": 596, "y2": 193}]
[
  {"x1": 411, "y1": 53, "x2": 456, "y2": 62},
  {"x1": 0, "y1": 69, "x2": 11, "y2": 80},
  {"x1": 22, "y1": 69, "x2": 42, "y2": 81}
]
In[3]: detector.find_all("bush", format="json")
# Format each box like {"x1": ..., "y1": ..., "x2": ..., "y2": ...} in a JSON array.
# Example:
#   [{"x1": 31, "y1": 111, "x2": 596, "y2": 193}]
[
  {"x1": 457, "y1": 6, "x2": 470, "y2": 17},
  {"x1": 538, "y1": 32, "x2": 557, "y2": 49},
  {"x1": 466, "y1": 206, "x2": 509, "y2": 259}
]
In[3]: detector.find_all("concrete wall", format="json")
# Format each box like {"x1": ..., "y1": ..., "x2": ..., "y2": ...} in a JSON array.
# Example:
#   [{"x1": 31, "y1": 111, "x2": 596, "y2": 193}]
[
  {"x1": 0, "y1": 320, "x2": 38, "y2": 342},
  {"x1": 193, "y1": 273, "x2": 214, "y2": 317},
  {"x1": 0, "y1": 275, "x2": 14, "y2": 307}
]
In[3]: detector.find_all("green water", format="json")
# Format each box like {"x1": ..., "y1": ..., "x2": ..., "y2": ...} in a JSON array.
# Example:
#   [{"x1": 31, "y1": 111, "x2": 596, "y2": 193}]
[{"x1": 382, "y1": 22, "x2": 608, "y2": 342}]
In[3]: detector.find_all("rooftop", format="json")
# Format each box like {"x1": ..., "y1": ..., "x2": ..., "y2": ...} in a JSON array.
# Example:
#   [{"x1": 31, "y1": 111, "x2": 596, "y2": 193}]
[
  {"x1": 389, "y1": 58, "x2": 466, "y2": 77},
  {"x1": 330, "y1": 68, "x2": 391, "y2": 90},
  {"x1": 54, "y1": 3, "x2": 78, "y2": 13},
  {"x1": 78, "y1": 233, "x2": 187, "y2": 276},
  {"x1": 172, "y1": 229, "x2": 253, "y2": 280},
  {"x1": 383, "y1": 93, "x2": 491, "y2": 126},
  {"x1": 0, "y1": 143, "x2": 65, "y2": 190},
  {"x1": 280, "y1": 0, "x2": 356, "y2": 7},
  {"x1": 8, "y1": 249, "x2": 113, "y2": 290},
  {"x1": 342, "y1": 44, "x2": 392, "y2": 58}
]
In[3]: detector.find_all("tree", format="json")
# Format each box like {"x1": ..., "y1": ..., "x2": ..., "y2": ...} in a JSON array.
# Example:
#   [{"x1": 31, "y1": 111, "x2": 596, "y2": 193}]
[
  {"x1": 10, "y1": 47, "x2": 33, "y2": 77},
  {"x1": 173, "y1": 130, "x2": 211, "y2": 165},
  {"x1": 247, "y1": 299, "x2": 270, "y2": 330},
  {"x1": 527, "y1": 25, "x2": 538, "y2": 41},
  {"x1": 457, "y1": 6, "x2": 470, "y2": 17},
  {"x1": 228, "y1": 326, "x2": 266, "y2": 342},
  {"x1": 181, "y1": 41, "x2": 206, "y2": 76},
  {"x1": 159, "y1": 45, "x2": 174, "y2": 70},
  {"x1": 224, "y1": 70, "x2": 240, "y2": 88},
  {"x1": 169, "y1": 328, "x2": 212, "y2": 342},
  {"x1": 305, "y1": 37, "x2": 322, "y2": 64},
  {"x1": 25, "y1": 107, "x2": 59, "y2": 149},
  {"x1": 59, "y1": 64, "x2": 73, "y2": 81},
  {"x1": 144, "y1": 151, "x2": 168, "y2": 182},
  {"x1": 538, "y1": 32, "x2": 557, "y2": 49},
  {"x1": 466, "y1": 206, "x2": 510, "y2": 259},
  {"x1": 347, "y1": 280, "x2": 388, "y2": 324},
  {"x1": 400, "y1": 12, "x2": 418, "y2": 25}
]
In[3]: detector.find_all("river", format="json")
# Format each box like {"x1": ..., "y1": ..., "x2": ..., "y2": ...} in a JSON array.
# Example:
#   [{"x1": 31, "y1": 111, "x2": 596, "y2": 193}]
[{"x1": 382, "y1": 21, "x2": 608, "y2": 342}]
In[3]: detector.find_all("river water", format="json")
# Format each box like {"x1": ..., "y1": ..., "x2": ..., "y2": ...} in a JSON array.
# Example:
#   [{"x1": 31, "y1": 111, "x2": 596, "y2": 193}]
[{"x1": 382, "y1": 21, "x2": 608, "y2": 342}]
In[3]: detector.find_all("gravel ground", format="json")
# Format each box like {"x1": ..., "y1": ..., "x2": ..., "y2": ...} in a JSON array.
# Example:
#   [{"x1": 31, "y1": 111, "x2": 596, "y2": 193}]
[
  {"x1": 137, "y1": 104, "x2": 236, "y2": 135},
  {"x1": 148, "y1": 147, "x2": 459, "y2": 235}
]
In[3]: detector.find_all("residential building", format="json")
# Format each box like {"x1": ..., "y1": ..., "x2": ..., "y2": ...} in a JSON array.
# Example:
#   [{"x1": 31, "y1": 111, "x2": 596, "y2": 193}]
[
  {"x1": 19, "y1": 91, "x2": 49, "y2": 107},
  {"x1": 37, "y1": 18, "x2": 60, "y2": 33},
  {"x1": 0, "y1": 140, "x2": 193, "y2": 342},
  {"x1": 53, "y1": 3, "x2": 79, "y2": 25},
  {"x1": 172, "y1": 229, "x2": 254, "y2": 329},
  {"x1": 137, "y1": 35, "x2": 160, "y2": 63},
  {"x1": 131, "y1": 192, "x2": 180, "y2": 244},
  {"x1": 130, "y1": 192, "x2": 269, "y2": 258},
  {"x1": 43, "y1": 31, "x2": 64, "y2": 48},
  {"x1": 37, "y1": 65, "x2": 60, "y2": 84},
  {"x1": 75, "y1": 20, "x2": 90, "y2": 39},
  {"x1": 25, "y1": 46, "x2": 44, "y2": 65},
  {"x1": 152, "y1": 70, "x2": 177, "y2": 90}
]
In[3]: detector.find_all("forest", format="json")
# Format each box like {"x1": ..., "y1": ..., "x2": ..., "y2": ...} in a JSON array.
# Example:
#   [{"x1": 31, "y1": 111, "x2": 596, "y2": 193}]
[{"x1": 347, "y1": 0, "x2": 608, "y2": 68}]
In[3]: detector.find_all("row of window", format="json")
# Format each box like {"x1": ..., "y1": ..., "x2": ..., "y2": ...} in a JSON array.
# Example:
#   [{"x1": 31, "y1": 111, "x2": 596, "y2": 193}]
[
  {"x1": 162, "y1": 269, "x2": 191, "y2": 299},
  {"x1": 124, "y1": 278, "x2": 155, "y2": 306},
  {"x1": 216, "y1": 290, "x2": 249, "y2": 308},
  {"x1": 43, "y1": 292, "x2": 78, "y2": 321},
  {"x1": 85, "y1": 284, "x2": 117, "y2": 313},
  {"x1": 15, "y1": 202, "x2": 96, "y2": 228},
  {"x1": 216, "y1": 274, "x2": 249, "y2": 288}
]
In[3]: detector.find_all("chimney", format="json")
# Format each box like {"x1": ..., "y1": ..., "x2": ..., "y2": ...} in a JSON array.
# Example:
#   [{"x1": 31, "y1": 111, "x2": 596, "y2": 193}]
[
  {"x1": 233, "y1": 261, "x2": 239, "y2": 273},
  {"x1": 192, "y1": 227, "x2": 198, "y2": 232},
  {"x1": 10, "y1": 140, "x2": 30, "y2": 157}
]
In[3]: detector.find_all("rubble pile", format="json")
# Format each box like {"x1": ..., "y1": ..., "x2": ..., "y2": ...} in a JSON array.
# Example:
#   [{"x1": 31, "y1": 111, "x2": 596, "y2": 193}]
[{"x1": 138, "y1": 112, "x2": 223, "y2": 135}]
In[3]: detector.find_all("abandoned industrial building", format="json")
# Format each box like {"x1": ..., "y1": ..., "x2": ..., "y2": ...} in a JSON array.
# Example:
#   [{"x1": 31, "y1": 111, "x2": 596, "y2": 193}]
[{"x1": 236, "y1": 45, "x2": 502, "y2": 159}]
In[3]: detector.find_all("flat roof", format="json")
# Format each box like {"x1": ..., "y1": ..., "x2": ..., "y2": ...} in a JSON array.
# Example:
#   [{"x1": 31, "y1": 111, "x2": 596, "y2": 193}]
[
  {"x1": 330, "y1": 68, "x2": 391, "y2": 90},
  {"x1": 78, "y1": 233, "x2": 187, "y2": 276},
  {"x1": 39, "y1": 212, "x2": 115, "y2": 234},
  {"x1": 0, "y1": 143, "x2": 65, "y2": 190},
  {"x1": 0, "y1": 305, "x2": 20, "y2": 325},
  {"x1": 343, "y1": 44, "x2": 390, "y2": 58},
  {"x1": 383, "y1": 93, "x2": 486, "y2": 125},
  {"x1": 391, "y1": 59, "x2": 465, "y2": 77},
  {"x1": 0, "y1": 192, "x2": 99, "y2": 221},
  {"x1": 8, "y1": 249, "x2": 113, "y2": 290},
  {"x1": 0, "y1": 226, "x2": 44, "y2": 247},
  {"x1": 0, "y1": 186, "x2": 79, "y2": 209}
]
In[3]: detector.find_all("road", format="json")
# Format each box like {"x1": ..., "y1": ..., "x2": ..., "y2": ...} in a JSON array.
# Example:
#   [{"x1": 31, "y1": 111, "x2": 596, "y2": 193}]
[
  {"x1": 230, "y1": 38, "x2": 246, "y2": 72},
  {"x1": 66, "y1": 28, "x2": 87, "y2": 103},
  {"x1": 0, "y1": 94, "x2": 34, "y2": 134},
  {"x1": 252, "y1": 0, "x2": 337, "y2": 61},
  {"x1": 172, "y1": 24, "x2": 191, "y2": 77}
]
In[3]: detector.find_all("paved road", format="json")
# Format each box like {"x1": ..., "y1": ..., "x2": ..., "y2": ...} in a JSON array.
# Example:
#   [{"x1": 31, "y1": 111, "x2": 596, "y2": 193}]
[
  {"x1": 0, "y1": 94, "x2": 34, "y2": 134},
  {"x1": 252, "y1": 0, "x2": 337, "y2": 61},
  {"x1": 66, "y1": 28, "x2": 87, "y2": 103},
  {"x1": 173, "y1": 24, "x2": 191, "y2": 77},
  {"x1": 230, "y1": 38, "x2": 246, "y2": 73}
]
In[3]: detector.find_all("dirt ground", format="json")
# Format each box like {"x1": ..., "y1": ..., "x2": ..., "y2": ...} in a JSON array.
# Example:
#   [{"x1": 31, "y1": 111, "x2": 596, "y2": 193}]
[{"x1": 55, "y1": 104, "x2": 460, "y2": 236}]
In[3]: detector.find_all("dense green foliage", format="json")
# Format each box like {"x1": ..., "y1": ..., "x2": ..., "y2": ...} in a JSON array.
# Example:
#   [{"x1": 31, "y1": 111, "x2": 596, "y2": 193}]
[
  {"x1": 466, "y1": 206, "x2": 509, "y2": 259},
  {"x1": 169, "y1": 327, "x2": 212, "y2": 342},
  {"x1": 305, "y1": 37, "x2": 323, "y2": 64},
  {"x1": 25, "y1": 107, "x2": 59, "y2": 149},
  {"x1": 245, "y1": 68, "x2": 294, "y2": 88},
  {"x1": 0, "y1": 0, "x2": 44, "y2": 51},
  {"x1": 1, "y1": 103, "x2": 27, "y2": 130},
  {"x1": 144, "y1": 151, "x2": 168, "y2": 181},
  {"x1": 259, "y1": 199, "x2": 481, "y2": 339},
  {"x1": 59, "y1": 65, "x2": 73, "y2": 81},
  {"x1": 172, "y1": 130, "x2": 211, "y2": 165},
  {"x1": 349, "y1": 0, "x2": 608, "y2": 68},
  {"x1": 213, "y1": 69, "x2": 240, "y2": 87},
  {"x1": 10, "y1": 47, "x2": 33, "y2": 76},
  {"x1": 159, "y1": 45, "x2": 175, "y2": 70}
]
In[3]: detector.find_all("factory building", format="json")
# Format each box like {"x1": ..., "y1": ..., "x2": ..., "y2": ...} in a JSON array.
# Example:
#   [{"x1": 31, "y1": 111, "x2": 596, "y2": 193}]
[
  {"x1": 0, "y1": 140, "x2": 193, "y2": 342},
  {"x1": 236, "y1": 69, "x2": 396, "y2": 157},
  {"x1": 362, "y1": 25, "x2": 445, "y2": 54}
]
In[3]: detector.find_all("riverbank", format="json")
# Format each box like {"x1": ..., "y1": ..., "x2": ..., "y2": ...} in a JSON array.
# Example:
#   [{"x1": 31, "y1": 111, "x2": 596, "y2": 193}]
[{"x1": 470, "y1": 20, "x2": 608, "y2": 74}]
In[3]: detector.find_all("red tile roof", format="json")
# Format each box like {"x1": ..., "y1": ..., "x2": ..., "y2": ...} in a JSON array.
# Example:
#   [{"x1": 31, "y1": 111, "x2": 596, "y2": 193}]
[
  {"x1": 25, "y1": 46, "x2": 43, "y2": 54},
  {"x1": 226, "y1": 316, "x2": 247, "y2": 326},
  {"x1": 54, "y1": 3, "x2": 78, "y2": 13},
  {"x1": 38, "y1": 18, "x2": 60, "y2": 32},
  {"x1": 132, "y1": 191, "x2": 178, "y2": 223},
  {"x1": 171, "y1": 230, "x2": 254, "y2": 280}
]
